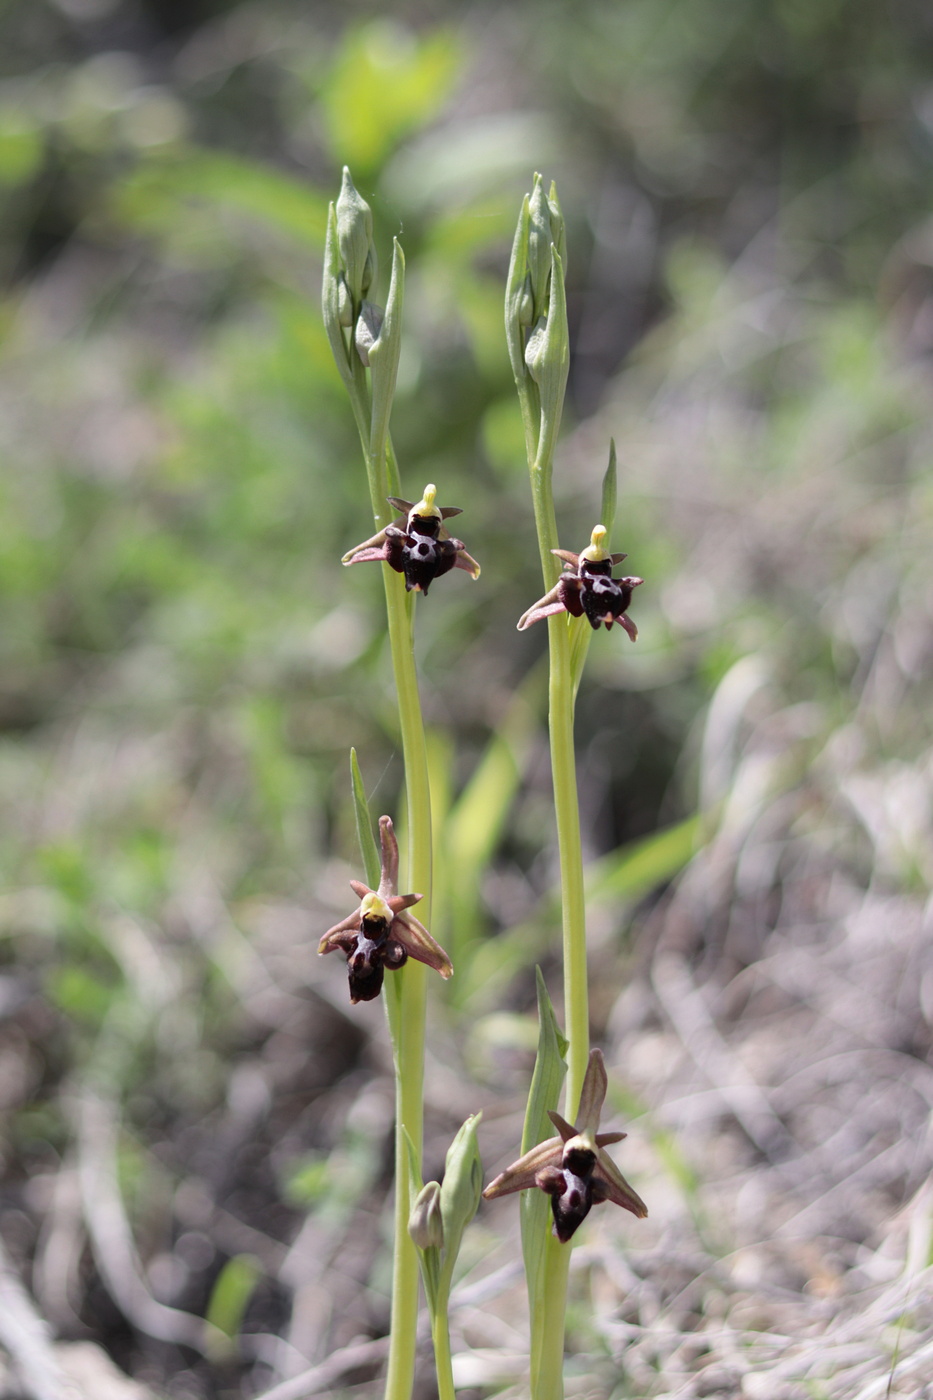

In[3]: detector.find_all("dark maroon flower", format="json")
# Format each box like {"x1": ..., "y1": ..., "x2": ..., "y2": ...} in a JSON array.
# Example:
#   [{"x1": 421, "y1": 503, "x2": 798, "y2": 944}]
[
  {"x1": 343, "y1": 484, "x2": 481, "y2": 596},
  {"x1": 518, "y1": 525, "x2": 642, "y2": 638},
  {"x1": 319, "y1": 816, "x2": 452, "y2": 1004},
  {"x1": 482, "y1": 1049, "x2": 647, "y2": 1242}
]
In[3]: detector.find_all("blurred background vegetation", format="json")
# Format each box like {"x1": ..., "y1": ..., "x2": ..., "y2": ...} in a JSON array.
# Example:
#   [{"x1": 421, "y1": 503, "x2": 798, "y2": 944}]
[{"x1": 3, "y1": 1, "x2": 933, "y2": 1397}]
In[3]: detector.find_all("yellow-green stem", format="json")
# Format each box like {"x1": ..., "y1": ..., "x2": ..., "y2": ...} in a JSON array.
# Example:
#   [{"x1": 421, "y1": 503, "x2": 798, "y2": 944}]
[
  {"x1": 430, "y1": 1296, "x2": 457, "y2": 1400},
  {"x1": 525, "y1": 431, "x2": 589, "y2": 1400},
  {"x1": 355, "y1": 422, "x2": 431, "y2": 1400},
  {"x1": 381, "y1": 572, "x2": 430, "y2": 1400}
]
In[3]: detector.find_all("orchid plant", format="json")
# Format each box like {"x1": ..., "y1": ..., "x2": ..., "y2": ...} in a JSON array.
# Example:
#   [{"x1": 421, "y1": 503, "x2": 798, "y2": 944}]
[{"x1": 322, "y1": 167, "x2": 647, "y2": 1400}]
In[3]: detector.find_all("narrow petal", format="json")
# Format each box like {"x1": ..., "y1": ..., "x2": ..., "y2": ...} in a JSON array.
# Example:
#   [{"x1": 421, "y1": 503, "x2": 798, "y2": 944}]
[
  {"x1": 386, "y1": 893, "x2": 421, "y2": 912},
  {"x1": 318, "y1": 913, "x2": 361, "y2": 955},
  {"x1": 439, "y1": 506, "x2": 463, "y2": 519},
  {"x1": 394, "y1": 911, "x2": 453, "y2": 979},
  {"x1": 517, "y1": 599, "x2": 568, "y2": 631},
  {"x1": 377, "y1": 815, "x2": 399, "y2": 896},
  {"x1": 551, "y1": 549, "x2": 580, "y2": 568},
  {"x1": 482, "y1": 1136, "x2": 562, "y2": 1198},
  {"x1": 594, "y1": 1150, "x2": 648, "y2": 1219},
  {"x1": 452, "y1": 548, "x2": 481, "y2": 579},
  {"x1": 609, "y1": 552, "x2": 628, "y2": 565},
  {"x1": 349, "y1": 879, "x2": 374, "y2": 900},
  {"x1": 547, "y1": 1110, "x2": 577, "y2": 1143},
  {"x1": 342, "y1": 528, "x2": 388, "y2": 563},
  {"x1": 595, "y1": 1131, "x2": 626, "y2": 1147},
  {"x1": 342, "y1": 546, "x2": 389, "y2": 566},
  {"x1": 385, "y1": 496, "x2": 414, "y2": 515},
  {"x1": 577, "y1": 1049, "x2": 608, "y2": 1139},
  {"x1": 518, "y1": 582, "x2": 565, "y2": 631}
]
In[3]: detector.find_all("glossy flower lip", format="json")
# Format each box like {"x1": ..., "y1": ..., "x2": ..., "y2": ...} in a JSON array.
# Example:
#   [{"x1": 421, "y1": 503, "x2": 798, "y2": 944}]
[
  {"x1": 482, "y1": 1048, "x2": 647, "y2": 1242},
  {"x1": 318, "y1": 815, "x2": 453, "y2": 1004},
  {"x1": 518, "y1": 525, "x2": 642, "y2": 637},
  {"x1": 342, "y1": 484, "x2": 481, "y2": 595}
]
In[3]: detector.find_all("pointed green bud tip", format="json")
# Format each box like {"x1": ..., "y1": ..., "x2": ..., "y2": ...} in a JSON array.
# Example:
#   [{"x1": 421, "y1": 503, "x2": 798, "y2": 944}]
[
  {"x1": 409, "y1": 1180, "x2": 444, "y2": 1250},
  {"x1": 440, "y1": 1113, "x2": 483, "y2": 1247},
  {"x1": 335, "y1": 167, "x2": 375, "y2": 306},
  {"x1": 527, "y1": 175, "x2": 553, "y2": 322}
]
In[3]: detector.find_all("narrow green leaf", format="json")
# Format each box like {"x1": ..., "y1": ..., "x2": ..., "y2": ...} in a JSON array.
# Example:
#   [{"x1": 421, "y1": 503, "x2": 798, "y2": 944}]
[
  {"x1": 205, "y1": 1254, "x2": 262, "y2": 1347},
  {"x1": 520, "y1": 969, "x2": 567, "y2": 1325},
  {"x1": 586, "y1": 815, "x2": 699, "y2": 904},
  {"x1": 369, "y1": 239, "x2": 405, "y2": 485},
  {"x1": 350, "y1": 748, "x2": 381, "y2": 889},
  {"x1": 600, "y1": 438, "x2": 618, "y2": 547},
  {"x1": 505, "y1": 192, "x2": 532, "y2": 387}
]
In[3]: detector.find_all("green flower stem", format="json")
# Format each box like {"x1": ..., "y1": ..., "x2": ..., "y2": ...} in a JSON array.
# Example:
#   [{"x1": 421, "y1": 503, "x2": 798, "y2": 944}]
[
  {"x1": 527, "y1": 440, "x2": 589, "y2": 1115},
  {"x1": 346, "y1": 346, "x2": 430, "y2": 1400},
  {"x1": 531, "y1": 1234, "x2": 572, "y2": 1400},
  {"x1": 430, "y1": 1294, "x2": 457, "y2": 1400},
  {"x1": 513, "y1": 221, "x2": 588, "y2": 1400}
]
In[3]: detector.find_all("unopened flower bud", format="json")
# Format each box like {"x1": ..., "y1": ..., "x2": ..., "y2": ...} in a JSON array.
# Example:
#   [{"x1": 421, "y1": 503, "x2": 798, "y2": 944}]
[
  {"x1": 439, "y1": 1113, "x2": 483, "y2": 1255},
  {"x1": 355, "y1": 300, "x2": 384, "y2": 367},
  {"x1": 409, "y1": 1180, "x2": 444, "y2": 1250},
  {"x1": 523, "y1": 244, "x2": 569, "y2": 412},
  {"x1": 527, "y1": 175, "x2": 554, "y2": 323},
  {"x1": 335, "y1": 167, "x2": 376, "y2": 308},
  {"x1": 337, "y1": 277, "x2": 354, "y2": 328}
]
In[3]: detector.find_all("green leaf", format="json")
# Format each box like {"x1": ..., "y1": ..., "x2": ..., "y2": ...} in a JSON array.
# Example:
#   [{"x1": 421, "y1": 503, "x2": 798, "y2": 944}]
[
  {"x1": 318, "y1": 23, "x2": 460, "y2": 172},
  {"x1": 350, "y1": 749, "x2": 381, "y2": 890},
  {"x1": 368, "y1": 239, "x2": 405, "y2": 472},
  {"x1": 113, "y1": 149, "x2": 329, "y2": 248},
  {"x1": 520, "y1": 970, "x2": 567, "y2": 1324},
  {"x1": 586, "y1": 815, "x2": 699, "y2": 905},
  {"x1": 205, "y1": 1254, "x2": 263, "y2": 1352}
]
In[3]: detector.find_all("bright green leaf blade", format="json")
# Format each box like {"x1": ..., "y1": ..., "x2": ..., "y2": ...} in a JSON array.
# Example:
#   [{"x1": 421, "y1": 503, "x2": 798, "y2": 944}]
[
  {"x1": 318, "y1": 23, "x2": 460, "y2": 173},
  {"x1": 600, "y1": 438, "x2": 618, "y2": 547},
  {"x1": 350, "y1": 749, "x2": 381, "y2": 890},
  {"x1": 520, "y1": 969, "x2": 567, "y2": 1325},
  {"x1": 586, "y1": 815, "x2": 699, "y2": 905},
  {"x1": 113, "y1": 149, "x2": 329, "y2": 248},
  {"x1": 205, "y1": 1254, "x2": 262, "y2": 1344}
]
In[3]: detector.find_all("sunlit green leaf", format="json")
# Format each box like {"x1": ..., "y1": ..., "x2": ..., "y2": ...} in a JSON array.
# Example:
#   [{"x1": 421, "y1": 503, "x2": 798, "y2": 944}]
[{"x1": 350, "y1": 748, "x2": 381, "y2": 890}]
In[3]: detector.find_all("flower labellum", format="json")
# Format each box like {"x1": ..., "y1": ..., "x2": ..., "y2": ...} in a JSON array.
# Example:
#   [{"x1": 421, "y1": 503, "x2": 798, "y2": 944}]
[
  {"x1": 343, "y1": 484, "x2": 481, "y2": 596},
  {"x1": 518, "y1": 525, "x2": 642, "y2": 638},
  {"x1": 482, "y1": 1048, "x2": 647, "y2": 1242},
  {"x1": 319, "y1": 815, "x2": 453, "y2": 1004}
]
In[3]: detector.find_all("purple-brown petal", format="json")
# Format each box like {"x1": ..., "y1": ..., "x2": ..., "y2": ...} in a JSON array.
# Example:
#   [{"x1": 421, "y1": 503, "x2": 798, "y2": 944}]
[
  {"x1": 547, "y1": 1110, "x2": 577, "y2": 1143},
  {"x1": 593, "y1": 1149, "x2": 648, "y2": 1219},
  {"x1": 482, "y1": 1136, "x2": 563, "y2": 1199},
  {"x1": 318, "y1": 913, "x2": 362, "y2": 956},
  {"x1": 377, "y1": 815, "x2": 399, "y2": 896},
  {"x1": 393, "y1": 910, "x2": 453, "y2": 979},
  {"x1": 577, "y1": 1048, "x2": 609, "y2": 1137}
]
